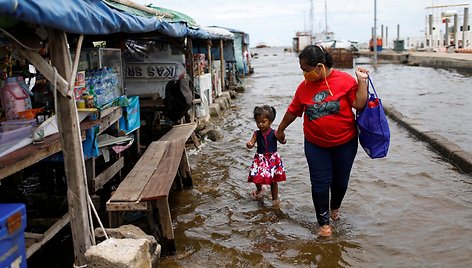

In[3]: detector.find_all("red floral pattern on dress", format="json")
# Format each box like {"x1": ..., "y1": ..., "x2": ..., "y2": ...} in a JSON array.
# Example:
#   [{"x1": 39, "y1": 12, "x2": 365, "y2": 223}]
[{"x1": 248, "y1": 152, "x2": 286, "y2": 185}]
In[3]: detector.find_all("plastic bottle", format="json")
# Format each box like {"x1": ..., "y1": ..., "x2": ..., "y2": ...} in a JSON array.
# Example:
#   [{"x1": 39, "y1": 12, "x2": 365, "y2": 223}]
[
  {"x1": 95, "y1": 83, "x2": 102, "y2": 104},
  {"x1": 108, "y1": 67, "x2": 120, "y2": 99}
]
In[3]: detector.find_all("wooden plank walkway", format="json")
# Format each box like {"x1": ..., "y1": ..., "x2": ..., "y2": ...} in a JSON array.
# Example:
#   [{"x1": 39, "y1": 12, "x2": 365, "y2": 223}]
[{"x1": 106, "y1": 122, "x2": 197, "y2": 254}]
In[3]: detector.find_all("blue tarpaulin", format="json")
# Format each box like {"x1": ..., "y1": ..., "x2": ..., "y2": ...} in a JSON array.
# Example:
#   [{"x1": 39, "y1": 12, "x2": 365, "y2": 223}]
[
  {"x1": 0, "y1": 1, "x2": 247, "y2": 42},
  {"x1": 0, "y1": 0, "x2": 189, "y2": 37}
]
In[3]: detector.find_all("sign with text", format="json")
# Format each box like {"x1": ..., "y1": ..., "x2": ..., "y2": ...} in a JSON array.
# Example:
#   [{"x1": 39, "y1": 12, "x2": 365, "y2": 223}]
[{"x1": 126, "y1": 63, "x2": 178, "y2": 79}]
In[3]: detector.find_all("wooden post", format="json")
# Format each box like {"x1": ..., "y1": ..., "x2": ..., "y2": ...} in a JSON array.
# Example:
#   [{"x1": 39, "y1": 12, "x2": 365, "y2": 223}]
[
  {"x1": 178, "y1": 149, "x2": 192, "y2": 187},
  {"x1": 207, "y1": 40, "x2": 212, "y2": 75},
  {"x1": 186, "y1": 37, "x2": 195, "y2": 122},
  {"x1": 219, "y1": 39, "x2": 225, "y2": 91},
  {"x1": 48, "y1": 29, "x2": 93, "y2": 266},
  {"x1": 155, "y1": 199, "x2": 176, "y2": 253},
  {"x1": 85, "y1": 158, "x2": 95, "y2": 193},
  {"x1": 207, "y1": 40, "x2": 213, "y2": 97}
]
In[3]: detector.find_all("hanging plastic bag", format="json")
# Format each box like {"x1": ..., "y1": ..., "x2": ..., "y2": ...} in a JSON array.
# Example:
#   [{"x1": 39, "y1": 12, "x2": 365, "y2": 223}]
[{"x1": 356, "y1": 76, "x2": 390, "y2": 159}]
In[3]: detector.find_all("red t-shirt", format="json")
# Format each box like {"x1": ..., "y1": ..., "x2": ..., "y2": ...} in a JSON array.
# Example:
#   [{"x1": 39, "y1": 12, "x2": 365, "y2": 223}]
[{"x1": 287, "y1": 69, "x2": 358, "y2": 147}]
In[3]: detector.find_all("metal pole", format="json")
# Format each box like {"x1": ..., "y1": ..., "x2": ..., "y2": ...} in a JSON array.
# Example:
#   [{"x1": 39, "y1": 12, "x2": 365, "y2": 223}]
[
  {"x1": 324, "y1": 0, "x2": 328, "y2": 33},
  {"x1": 445, "y1": 17, "x2": 450, "y2": 47},
  {"x1": 381, "y1": 24, "x2": 384, "y2": 43},
  {"x1": 373, "y1": 0, "x2": 377, "y2": 65},
  {"x1": 303, "y1": 11, "x2": 306, "y2": 33},
  {"x1": 463, "y1": 7, "x2": 469, "y2": 48},
  {"x1": 309, "y1": 0, "x2": 314, "y2": 42},
  {"x1": 454, "y1": 13, "x2": 459, "y2": 48},
  {"x1": 397, "y1": 24, "x2": 400, "y2": 40},
  {"x1": 429, "y1": 14, "x2": 433, "y2": 49},
  {"x1": 386, "y1": 26, "x2": 389, "y2": 50}
]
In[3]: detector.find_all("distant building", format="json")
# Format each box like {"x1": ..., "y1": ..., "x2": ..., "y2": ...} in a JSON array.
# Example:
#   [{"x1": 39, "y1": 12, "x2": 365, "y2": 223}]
[
  {"x1": 292, "y1": 31, "x2": 312, "y2": 53},
  {"x1": 424, "y1": 3, "x2": 471, "y2": 49}
]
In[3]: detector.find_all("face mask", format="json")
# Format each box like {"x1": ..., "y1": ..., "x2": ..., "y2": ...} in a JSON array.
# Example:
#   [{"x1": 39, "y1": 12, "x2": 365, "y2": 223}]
[
  {"x1": 303, "y1": 63, "x2": 333, "y2": 95},
  {"x1": 303, "y1": 64, "x2": 325, "y2": 82}
]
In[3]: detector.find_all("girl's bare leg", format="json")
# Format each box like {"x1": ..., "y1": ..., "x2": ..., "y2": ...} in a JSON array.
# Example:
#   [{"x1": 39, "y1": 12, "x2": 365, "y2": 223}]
[
  {"x1": 271, "y1": 182, "x2": 278, "y2": 200},
  {"x1": 256, "y1": 183, "x2": 263, "y2": 194}
]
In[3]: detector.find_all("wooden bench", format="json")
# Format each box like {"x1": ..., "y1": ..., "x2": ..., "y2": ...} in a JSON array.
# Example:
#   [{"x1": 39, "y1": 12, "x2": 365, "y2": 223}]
[{"x1": 106, "y1": 123, "x2": 197, "y2": 253}]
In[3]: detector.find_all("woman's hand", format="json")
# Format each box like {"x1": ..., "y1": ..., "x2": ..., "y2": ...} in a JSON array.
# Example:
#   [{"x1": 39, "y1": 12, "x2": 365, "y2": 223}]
[
  {"x1": 246, "y1": 141, "x2": 254, "y2": 149},
  {"x1": 352, "y1": 67, "x2": 370, "y2": 110},
  {"x1": 275, "y1": 130, "x2": 286, "y2": 144},
  {"x1": 355, "y1": 67, "x2": 369, "y2": 83}
]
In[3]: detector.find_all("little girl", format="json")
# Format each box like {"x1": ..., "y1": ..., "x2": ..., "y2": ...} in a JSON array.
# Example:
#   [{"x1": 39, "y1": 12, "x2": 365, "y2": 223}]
[{"x1": 246, "y1": 105, "x2": 286, "y2": 205}]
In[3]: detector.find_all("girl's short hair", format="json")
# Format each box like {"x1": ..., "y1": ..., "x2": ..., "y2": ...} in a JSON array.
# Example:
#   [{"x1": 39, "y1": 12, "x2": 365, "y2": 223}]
[
  {"x1": 298, "y1": 45, "x2": 334, "y2": 68},
  {"x1": 254, "y1": 105, "x2": 276, "y2": 122}
]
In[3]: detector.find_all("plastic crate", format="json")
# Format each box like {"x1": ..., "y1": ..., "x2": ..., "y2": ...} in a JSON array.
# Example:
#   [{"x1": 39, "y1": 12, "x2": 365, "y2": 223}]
[{"x1": 0, "y1": 203, "x2": 27, "y2": 268}]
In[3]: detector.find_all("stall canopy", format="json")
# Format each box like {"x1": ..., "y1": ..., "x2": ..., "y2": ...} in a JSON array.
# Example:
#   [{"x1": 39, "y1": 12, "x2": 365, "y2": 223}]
[
  {"x1": 209, "y1": 26, "x2": 250, "y2": 44},
  {"x1": 0, "y1": 0, "x2": 201, "y2": 38},
  {"x1": 190, "y1": 26, "x2": 236, "y2": 62},
  {"x1": 208, "y1": 26, "x2": 250, "y2": 73},
  {"x1": 202, "y1": 27, "x2": 234, "y2": 40}
]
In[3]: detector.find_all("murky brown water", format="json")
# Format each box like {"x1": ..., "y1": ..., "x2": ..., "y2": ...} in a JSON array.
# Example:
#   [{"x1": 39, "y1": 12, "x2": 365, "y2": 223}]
[{"x1": 160, "y1": 47, "x2": 472, "y2": 267}]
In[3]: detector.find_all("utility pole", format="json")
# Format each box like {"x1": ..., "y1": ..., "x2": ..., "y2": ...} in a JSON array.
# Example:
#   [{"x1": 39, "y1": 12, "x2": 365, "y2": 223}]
[
  {"x1": 463, "y1": 7, "x2": 469, "y2": 48},
  {"x1": 373, "y1": 0, "x2": 377, "y2": 65},
  {"x1": 303, "y1": 11, "x2": 306, "y2": 33},
  {"x1": 324, "y1": 0, "x2": 328, "y2": 32},
  {"x1": 309, "y1": 0, "x2": 314, "y2": 43}
]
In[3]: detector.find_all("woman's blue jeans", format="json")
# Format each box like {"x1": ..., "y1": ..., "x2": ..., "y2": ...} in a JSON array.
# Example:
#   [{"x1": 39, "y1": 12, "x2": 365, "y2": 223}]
[{"x1": 304, "y1": 137, "x2": 358, "y2": 226}]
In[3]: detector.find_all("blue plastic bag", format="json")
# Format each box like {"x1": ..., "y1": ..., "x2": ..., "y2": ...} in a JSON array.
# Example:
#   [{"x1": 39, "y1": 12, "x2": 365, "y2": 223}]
[
  {"x1": 119, "y1": 96, "x2": 140, "y2": 135},
  {"x1": 356, "y1": 76, "x2": 390, "y2": 159}
]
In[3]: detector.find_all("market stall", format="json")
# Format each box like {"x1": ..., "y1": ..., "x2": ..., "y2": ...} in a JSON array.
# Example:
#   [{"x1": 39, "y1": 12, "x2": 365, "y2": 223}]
[
  {"x1": 0, "y1": 0, "x2": 202, "y2": 266},
  {"x1": 191, "y1": 26, "x2": 236, "y2": 118}
]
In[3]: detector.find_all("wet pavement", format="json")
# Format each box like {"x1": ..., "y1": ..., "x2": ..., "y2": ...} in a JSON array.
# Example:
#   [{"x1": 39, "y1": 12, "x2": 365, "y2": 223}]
[{"x1": 158, "y1": 47, "x2": 472, "y2": 267}]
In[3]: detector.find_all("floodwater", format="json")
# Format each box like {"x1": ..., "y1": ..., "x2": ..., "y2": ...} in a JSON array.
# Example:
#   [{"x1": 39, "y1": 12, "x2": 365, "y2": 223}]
[{"x1": 160, "y1": 47, "x2": 472, "y2": 267}]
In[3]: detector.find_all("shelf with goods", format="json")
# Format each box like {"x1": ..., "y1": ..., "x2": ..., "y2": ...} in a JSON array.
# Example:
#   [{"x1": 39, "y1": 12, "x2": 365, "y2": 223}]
[
  {"x1": 0, "y1": 44, "x2": 129, "y2": 182},
  {"x1": 0, "y1": 40, "x2": 133, "y2": 260}
]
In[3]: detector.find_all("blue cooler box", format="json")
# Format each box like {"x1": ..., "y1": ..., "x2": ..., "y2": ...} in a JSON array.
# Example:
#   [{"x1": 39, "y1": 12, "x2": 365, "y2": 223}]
[{"x1": 0, "y1": 204, "x2": 27, "y2": 268}]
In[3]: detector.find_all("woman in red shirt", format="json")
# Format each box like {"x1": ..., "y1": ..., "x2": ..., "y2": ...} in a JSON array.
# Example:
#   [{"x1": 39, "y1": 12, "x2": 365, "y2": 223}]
[{"x1": 276, "y1": 45, "x2": 369, "y2": 237}]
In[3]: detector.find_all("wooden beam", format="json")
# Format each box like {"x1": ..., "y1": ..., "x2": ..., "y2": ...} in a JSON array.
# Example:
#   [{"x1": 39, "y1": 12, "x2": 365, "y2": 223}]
[
  {"x1": 68, "y1": 34, "x2": 84, "y2": 95},
  {"x1": 48, "y1": 29, "x2": 92, "y2": 266},
  {"x1": 26, "y1": 213, "x2": 70, "y2": 258},
  {"x1": 98, "y1": 107, "x2": 122, "y2": 134},
  {"x1": 18, "y1": 47, "x2": 71, "y2": 99},
  {"x1": 0, "y1": 134, "x2": 62, "y2": 180},
  {"x1": 106, "y1": 201, "x2": 149, "y2": 211},
  {"x1": 24, "y1": 232, "x2": 44, "y2": 242},
  {"x1": 93, "y1": 156, "x2": 124, "y2": 191},
  {"x1": 100, "y1": 105, "x2": 120, "y2": 118}
]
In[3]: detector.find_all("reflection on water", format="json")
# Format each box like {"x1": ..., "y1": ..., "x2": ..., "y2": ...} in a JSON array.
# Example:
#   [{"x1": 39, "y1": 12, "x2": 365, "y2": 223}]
[{"x1": 160, "y1": 47, "x2": 472, "y2": 267}]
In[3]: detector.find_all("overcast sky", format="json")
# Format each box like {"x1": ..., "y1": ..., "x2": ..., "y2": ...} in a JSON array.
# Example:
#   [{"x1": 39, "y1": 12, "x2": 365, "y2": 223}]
[{"x1": 133, "y1": 0, "x2": 470, "y2": 47}]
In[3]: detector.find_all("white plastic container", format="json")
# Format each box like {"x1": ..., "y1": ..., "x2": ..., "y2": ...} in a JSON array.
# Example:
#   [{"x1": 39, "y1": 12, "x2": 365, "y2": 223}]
[{"x1": 0, "y1": 77, "x2": 29, "y2": 120}]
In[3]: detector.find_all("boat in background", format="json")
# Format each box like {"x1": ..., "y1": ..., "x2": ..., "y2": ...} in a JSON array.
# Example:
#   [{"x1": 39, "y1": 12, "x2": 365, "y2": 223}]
[
  {"x1": 255, "y1": 42, "x2": 269, "y2": 48},
  {"x1": 292, "y1": 0, "x2": 358, "y2": 53}
]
